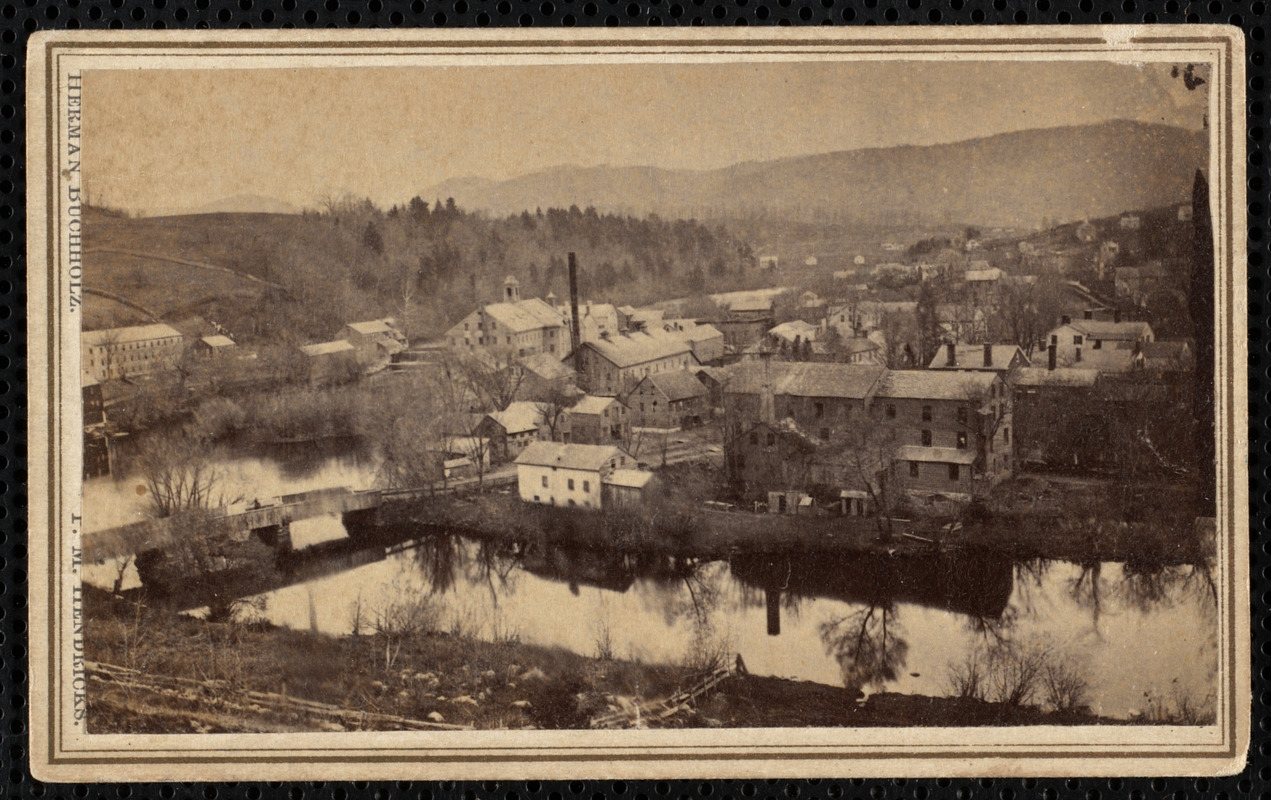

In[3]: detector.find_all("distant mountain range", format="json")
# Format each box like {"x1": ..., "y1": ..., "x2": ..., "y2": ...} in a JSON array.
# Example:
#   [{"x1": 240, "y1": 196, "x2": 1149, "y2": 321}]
[
  {"x1": 173, "y1": 193, "x2": 301, "y2": 216},
  {"x1": 425, "y1": 120, "x2": 1206, "y2": 229}
]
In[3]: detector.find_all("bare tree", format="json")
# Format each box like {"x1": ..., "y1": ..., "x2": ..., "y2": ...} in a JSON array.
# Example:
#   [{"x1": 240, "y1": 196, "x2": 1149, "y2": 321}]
[
  {"x1": 535, "y1": 385, "x2": 575, "y2": 443},
  {"x1": 876, "y1": 309, "x2": 915, "y2": 368},
  {"x1": 363, "y1": 373, "x2": 452, "y2": 493},
  {"x1": 135, "y1": 433, "x2": 241, "y2": 519},
  {"x1": 990, "y1": 275, "x2": 1066, "y2": 357},
  {"x1": 456, "y1": 347, "x2": 527, "y2": 412},
  {"x1": 819, "y1": 600, "x2": 908, "y2": 692},
  {"x1": 93, "y1": 327, "x2": 123, "y2": 382}
]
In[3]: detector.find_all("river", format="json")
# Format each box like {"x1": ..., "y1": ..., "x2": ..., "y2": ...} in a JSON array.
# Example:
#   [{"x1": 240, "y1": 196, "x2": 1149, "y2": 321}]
[{"x1": 82, "y1": 441, "x2": 1218, "y2": 722}]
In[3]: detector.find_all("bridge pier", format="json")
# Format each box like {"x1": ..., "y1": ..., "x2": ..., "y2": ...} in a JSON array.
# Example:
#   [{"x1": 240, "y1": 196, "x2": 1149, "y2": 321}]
[
  {"x1": 252, "y1": 522, "x2": 293, "y2": 554},
  {"x1": 341, "y1": 507, "x2": 381, "y2": 541}
]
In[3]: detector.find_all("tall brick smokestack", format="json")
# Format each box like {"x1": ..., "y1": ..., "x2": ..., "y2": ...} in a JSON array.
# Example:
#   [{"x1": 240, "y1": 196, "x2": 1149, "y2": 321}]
[{"x1": 568, "y1": 252, "x2": 583, "y2": 378}]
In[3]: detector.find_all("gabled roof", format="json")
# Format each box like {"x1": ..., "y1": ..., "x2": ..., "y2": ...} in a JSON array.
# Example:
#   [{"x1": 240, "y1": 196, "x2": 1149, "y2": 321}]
[
  {"x1": 483, "y1": 298, "x2": 566, "y2": 333},
  {"x1": 83, "y1": 323, "x2": 183, "y2": 347},
  {"x1": 927, "y1": 344, "x2": 1027, "y2": 371},
  {"x1": 638, "y1": 370, "x2": 709, "y2": 402},
  {"x1": 514, "y1": 441, "x2": 626, "y2": 471},
  {"x1": 875, "y1": 369, "x2": 998, "y2": 401},
  {"x1": 1013, "y1": 367, "x2": 1100, "y2": 388},
  {"x1": 1062, "y1": 319, "x2": 1152, "y2": 340},
  {"x1": 603, "y1": 469, "x2": 655, "y2": 489},
  {"x1": 521, "y1": 351, "x2": 574, "y2": 381},
  {"x1": 768, "y1": 320, "x2": 820, "y2": 343},
  {"x1": 1140, "y1": 340, "x2": 1192, "y2": 360},
  {"x1": 346, "y1": 320, "x2": 393, "y2": 335},
  {"x1": 300, "y1": 340, "x2": 356, "y2": 357},
  {"x1": 727, "y1": 297, "x2": 775, "y2": 313},
  {"x1": 841, "y1": 337, "x2": 880, "y2": 355},
  {"x1": 683, "y1": 323, "x2": 723, "y2": 342},
  {"x1": 895, "y1": 445, "x2": 977, "y2": 465},
  {"x1": 695, "y1": 366, "x2": 728, "y2": 382},
  {"x1": 570, "y1": 394, "x2": 623, "y2": 416},
  {"x1": 485, "y1": 401, "x2": 547, "y2": 434},
  {"x1": 200, "y1": 335, "x2": 236, "y2": 348},
  {"x1": 584, "y1": 331, "x2": 694, "y2": 369},
  {"x1": 724, "y1": 362, "x2": 886, "y2": 400}
]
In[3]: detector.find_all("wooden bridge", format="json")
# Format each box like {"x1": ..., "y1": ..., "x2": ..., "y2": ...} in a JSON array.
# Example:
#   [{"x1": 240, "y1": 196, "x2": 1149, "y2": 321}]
[
  {"x1": 83, "y1": 473, "x2": 520, "y2": 564},
  {"x1": 83, "y1": 487, "x2": 385, "y2": 563}
]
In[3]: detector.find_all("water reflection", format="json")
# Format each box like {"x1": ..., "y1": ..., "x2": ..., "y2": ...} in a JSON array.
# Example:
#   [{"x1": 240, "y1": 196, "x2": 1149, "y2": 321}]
[
  {"x1": 86, "y1": 504, "x2": 1218, "y2": 721},
  {"x1": 729, "y1": 552, "x2": 1014, "y2": 691}
]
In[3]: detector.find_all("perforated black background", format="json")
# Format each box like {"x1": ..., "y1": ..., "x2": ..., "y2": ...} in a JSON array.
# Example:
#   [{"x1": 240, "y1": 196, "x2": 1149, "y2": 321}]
[{"x1": 1, "y1": 1, "x2": 1267, "y2": 795}]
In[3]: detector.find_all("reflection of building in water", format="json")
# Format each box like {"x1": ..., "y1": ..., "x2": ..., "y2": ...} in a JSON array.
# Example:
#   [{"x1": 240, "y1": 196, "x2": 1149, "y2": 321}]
[
  {"x1": 519, "y1": 545, "x2": 636, "y2": 595},
  {"x1": 518, "y1": 542, "x2": 702, "y2": 596},
  {"x1": 729, "y1": 550, "x2": 1014, "y2": 636}
]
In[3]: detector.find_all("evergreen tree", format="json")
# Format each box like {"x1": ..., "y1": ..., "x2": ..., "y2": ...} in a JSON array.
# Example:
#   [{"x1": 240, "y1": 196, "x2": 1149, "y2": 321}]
[{"x1": 363, "y1": 221, "x2": 385, "y2": 255}]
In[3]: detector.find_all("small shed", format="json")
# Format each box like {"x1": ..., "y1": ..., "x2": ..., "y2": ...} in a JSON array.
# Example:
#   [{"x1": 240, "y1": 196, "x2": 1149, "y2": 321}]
[
  {"x1": 602, "y1": 468, "x2": 658, "y2": 509},
  {"x1": 195, "y1": 334, "x2": 237, "y2": 358}
]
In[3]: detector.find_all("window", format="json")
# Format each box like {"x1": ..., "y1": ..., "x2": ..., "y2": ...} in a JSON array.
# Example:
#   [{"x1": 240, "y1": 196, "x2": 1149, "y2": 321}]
[
  {"x1": 541, "y1": 475, "x2": 548, "y2": 488},
  {"x1": 1003, "y1": 427, "x2": 1010, "y2": 445},
  {"x1": 814, "y1": 402, "x2": 824, "y2": 418},
  {"x1": 1050, "y1": 334, "x2": 1058, "y2": 345},
  {"x1": 1093, "y1": 339, "x2": 1102, "y2": 350},
  {"x1": 749, "y1": 432, "x2": 759, "y2": 445},
  {"x1": 583, "y1": 481, "x2": 590, "y2": 493},
  {"x1": 820, "y1": 428, "x2": 830, "y2": 441},
  {"x1": 956, "y1": 432, "x2": 968, "y2": 449},
  {"x1": 568, "y1": 499, "x2": 576, "y2": 507},
  {"x1": 921, "y1": 405, "x2": 932, "y2": 422},
  {"x1": 957, "y1": 406, "x2": 968, "y2": 424},
  {"x1": 1075, "y1": 347, "x2": 1082, "y2": 363},
  {"x1": 921, "y1": 430, "x2": 932, "y2": 446},
  {"x1": 909, "y1": 462, "x2": 920, "y2": 478},
  {"x1": 886, "y1": 404, "x2": 896, "y2": 419},
  {"x1": 948, "y1": 464, "x2": 960, "y2": 480},
  {"x1": 766, "y1": 433, "x2": 776, "y2": 447},
  {"x1": 567, "y1": 478, "x2": 575, "y2": 490},
  {"x1": 1073, "y1": 335, "x2": 1083, "y2": 345}
]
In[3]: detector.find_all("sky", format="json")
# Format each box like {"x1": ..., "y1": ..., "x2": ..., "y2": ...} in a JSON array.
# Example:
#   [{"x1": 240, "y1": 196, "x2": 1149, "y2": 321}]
[{"x1": 82, "y1": 60, "x2": 1209, "y2": 216}]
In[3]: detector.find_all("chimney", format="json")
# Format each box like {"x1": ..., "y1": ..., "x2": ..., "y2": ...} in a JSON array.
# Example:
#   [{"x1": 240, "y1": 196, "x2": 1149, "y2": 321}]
[
  {"x1": 1113, "y1": 308, "x2": 1122, "y2": 323},
  {"x1": 1061, "y1": 314, "x2": 1071, "y2": 325},
  {"x1": 1084, "y1": 309, "x2": 1093, "y2": 320},
  {"x1": 983, "y1": 342, "x2": 993, "y2": 368},
  {"x1": 946, "y1": 342, "x2": 956, "y2": 367},
  {"x1": 1047, "y1": 343, "x2": 1057, "y2": 371},
  {"x1": 568, "y1": 253, "x2": 582, "y2": 373}
]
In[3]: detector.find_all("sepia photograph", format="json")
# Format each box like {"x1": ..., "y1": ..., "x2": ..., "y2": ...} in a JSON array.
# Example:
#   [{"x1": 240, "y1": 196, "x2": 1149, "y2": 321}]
[{"x1": 27, "y1": 28, "x2": 1248, "y2": 780}]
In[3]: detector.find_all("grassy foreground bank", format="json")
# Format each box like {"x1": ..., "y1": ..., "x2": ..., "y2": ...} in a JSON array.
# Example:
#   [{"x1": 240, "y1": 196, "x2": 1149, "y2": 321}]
[{"x1": 85, "y1": 587, "x2": 1116, "y2": 733}]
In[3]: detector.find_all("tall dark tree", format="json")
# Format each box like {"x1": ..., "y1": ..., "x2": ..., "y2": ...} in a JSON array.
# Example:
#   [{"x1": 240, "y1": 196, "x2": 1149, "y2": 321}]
[
  {"x1": 408, "y1": 195, "x2": 429, "y2": 222},
  {"x1": 363, "y1": 221, "x2": 385, "y2": 255},
  {"x1": 915, "y1": 275, "x2": 945, "y2": 368},
  {"x1": 1190, "y1": 169, "x2": 1216, "y2": 516}
]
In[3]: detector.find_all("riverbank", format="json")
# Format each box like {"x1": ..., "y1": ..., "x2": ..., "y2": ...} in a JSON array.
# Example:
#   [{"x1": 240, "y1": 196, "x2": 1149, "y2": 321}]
[
  {"x1": 374, "y1": 475, "x2": 1211, "y2": 566},
  {"x1": 83, "y1": 586, "x2": 1119, "y2": 732}
]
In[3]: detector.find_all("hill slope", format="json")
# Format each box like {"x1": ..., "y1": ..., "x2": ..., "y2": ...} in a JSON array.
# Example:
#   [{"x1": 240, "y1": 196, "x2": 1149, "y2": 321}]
[{"x1": 426, "y1": 121, "x2": 1205, "y2": 229}]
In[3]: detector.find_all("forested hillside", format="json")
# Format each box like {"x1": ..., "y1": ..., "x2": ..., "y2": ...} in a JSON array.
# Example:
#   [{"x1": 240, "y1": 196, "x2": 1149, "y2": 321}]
[{"x1": 84, "y1": 199, "x2": 752, "y2": 345}]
